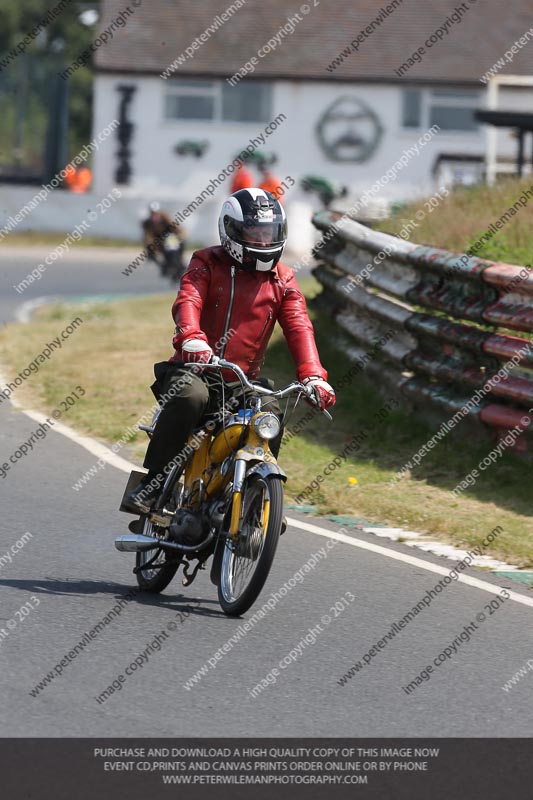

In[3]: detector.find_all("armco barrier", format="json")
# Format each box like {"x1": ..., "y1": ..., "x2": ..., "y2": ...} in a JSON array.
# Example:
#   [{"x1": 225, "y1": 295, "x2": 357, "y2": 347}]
[{"x1": 311, "y1": 210, "x2": 533, "y2": 451}]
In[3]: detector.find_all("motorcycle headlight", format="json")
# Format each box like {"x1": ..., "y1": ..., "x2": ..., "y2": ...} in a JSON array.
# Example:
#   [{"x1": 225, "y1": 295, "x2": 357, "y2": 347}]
[{"x1": 253, "y1": 412, "x2": 281, "y2": 440}]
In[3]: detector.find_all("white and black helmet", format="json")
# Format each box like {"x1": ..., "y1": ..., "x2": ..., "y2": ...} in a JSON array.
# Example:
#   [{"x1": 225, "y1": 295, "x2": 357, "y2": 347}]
[{"x1": 219, "y1": 188, "x2": 287, "y2": 272}]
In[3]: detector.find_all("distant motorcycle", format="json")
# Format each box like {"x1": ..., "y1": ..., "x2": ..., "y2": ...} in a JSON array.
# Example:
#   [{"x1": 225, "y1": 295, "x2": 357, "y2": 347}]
[
  {"x1": 161, "y1": 231, "x2": 185, "y2": 283},
  {"x1": 141, "y1": 203, "x2": 186, "y2": 283},
  {"x1": 116, "y1": 357, "x2": 332, "y2": 616}
]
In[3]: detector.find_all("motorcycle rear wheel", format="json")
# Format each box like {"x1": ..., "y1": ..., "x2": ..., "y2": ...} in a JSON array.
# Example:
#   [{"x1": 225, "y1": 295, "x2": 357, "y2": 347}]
[
  {"x1": 135, "y1": 516, "x2": 180, "y2": 593},
  {"x1": 217, "y1": 475, "x2": 283, "y2": 617}
]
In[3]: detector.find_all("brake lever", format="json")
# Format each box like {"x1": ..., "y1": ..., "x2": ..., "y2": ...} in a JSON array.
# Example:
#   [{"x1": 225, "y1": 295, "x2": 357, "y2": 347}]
[{"x1": 301, "y1": 385, "x2": 333, "y2": 421}]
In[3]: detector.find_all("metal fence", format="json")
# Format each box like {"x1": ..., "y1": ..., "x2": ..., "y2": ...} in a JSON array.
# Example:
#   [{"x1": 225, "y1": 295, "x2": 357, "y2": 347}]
[{"x1": 311, "y1": 210, "x2": 533, "y2": 450}]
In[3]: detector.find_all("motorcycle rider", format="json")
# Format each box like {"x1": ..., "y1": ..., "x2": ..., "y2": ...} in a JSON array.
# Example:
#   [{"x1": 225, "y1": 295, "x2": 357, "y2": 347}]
[
  {"x1": 125, "y1": 188, "x2": 335, "y2": 513},
  {"x1": 142, "y1": 201, "x2": 186, "y2": 276},
  {"x1": 258, "y1": 163, "x2": 283, "y2": 198},
  {"x1": 230, "y1": 160, "x2": 254, "y2": 193}
]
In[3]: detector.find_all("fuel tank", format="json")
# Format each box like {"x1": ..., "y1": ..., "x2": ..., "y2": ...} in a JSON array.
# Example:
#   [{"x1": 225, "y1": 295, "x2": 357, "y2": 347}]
[{"x1": 209, "y1": 423, "x2": 245, "y2": 464}]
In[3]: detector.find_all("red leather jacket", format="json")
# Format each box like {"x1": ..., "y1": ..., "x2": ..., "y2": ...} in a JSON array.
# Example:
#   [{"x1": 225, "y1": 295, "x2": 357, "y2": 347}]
[{"x1": 169, "y1": 246, "x2": 327, "y2": 382}]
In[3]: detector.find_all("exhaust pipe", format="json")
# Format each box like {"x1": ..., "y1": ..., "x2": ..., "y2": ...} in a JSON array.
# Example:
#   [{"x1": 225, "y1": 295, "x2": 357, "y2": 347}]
[
  {"x1": 115, "y1": 531, "x2": 216, "y2": 554},
  {"x1": 114, "y1": 534, "x2": 181, "y2": 553}
]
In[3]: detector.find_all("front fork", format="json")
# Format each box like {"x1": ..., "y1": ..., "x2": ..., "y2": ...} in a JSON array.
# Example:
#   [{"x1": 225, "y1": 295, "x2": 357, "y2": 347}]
[
  {"x1": 228, "y1": 453, "x2": 273, "y2": 540},
  {"x1": 229, "y1": 459, "x2": 246, "y2": 539}
]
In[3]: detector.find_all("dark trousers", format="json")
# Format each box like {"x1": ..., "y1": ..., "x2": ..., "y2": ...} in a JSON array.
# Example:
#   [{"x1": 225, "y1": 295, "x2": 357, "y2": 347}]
[{"x1": 144, "y1": 362, "x2": 283, "y2": 474}]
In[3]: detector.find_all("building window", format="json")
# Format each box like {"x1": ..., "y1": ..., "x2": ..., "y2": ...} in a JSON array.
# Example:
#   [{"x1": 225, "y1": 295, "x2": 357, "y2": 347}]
[
  {"x1": 222, "y1": 82, "x2": 271, "y2": 122},
  {"x1": 165, "y1": 94, "x2": 214, "y2": 120},
  {"x1": 401, "y1": 88, "x2": 480, "y2": 132},
  {"x1": 164, "y1": 80, "x2": 272, "y2": 123},
  {"x1": 402, "y1": 89, "x2": 422, "y2": 128}
]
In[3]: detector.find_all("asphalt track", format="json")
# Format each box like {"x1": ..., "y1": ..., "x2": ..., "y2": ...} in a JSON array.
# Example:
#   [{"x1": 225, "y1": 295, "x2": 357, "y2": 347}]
[
  {"x1": 1, "y1": 247, "x2": 532, "y2": 737},
  {"x1": 0, "y1": 246, "x2": 171, "y2": 323}
]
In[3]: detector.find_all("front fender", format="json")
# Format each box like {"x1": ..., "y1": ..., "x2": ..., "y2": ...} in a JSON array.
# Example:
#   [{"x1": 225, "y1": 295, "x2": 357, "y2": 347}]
[{"x1": 246, "y1": 461, "x2": 287, "y2": 482}]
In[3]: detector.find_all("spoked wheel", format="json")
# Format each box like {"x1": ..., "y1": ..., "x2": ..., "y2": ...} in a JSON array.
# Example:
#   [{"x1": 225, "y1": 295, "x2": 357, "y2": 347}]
[
  {"x1": 218, "y1": 475, "x2": 284, "y2": 617},
  {"x1": 135, "y1": 516, "x2": 180, "y2": 593}
]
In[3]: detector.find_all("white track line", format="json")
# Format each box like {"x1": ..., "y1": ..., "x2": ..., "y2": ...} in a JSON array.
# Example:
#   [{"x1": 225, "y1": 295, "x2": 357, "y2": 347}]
[
  {"x1": 5, "y1": 389, "x2": 136, "y2": 474},
  {"x1": 289, "y1": 518, "x2": 533, "y2": 609},
  {"x1": 23, "y1": 408, "x2": 136, "y2": 473},
  {"x1": 15, "y1": 297, "x2": 62, "y2": 324},
  {"x1": 3, "y1": 372, "x2": 532, "y2": 609}
]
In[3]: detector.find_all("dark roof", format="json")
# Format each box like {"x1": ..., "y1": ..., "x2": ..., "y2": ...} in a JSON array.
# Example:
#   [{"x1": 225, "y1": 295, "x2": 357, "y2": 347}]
[{"x1": 96, "y1": 0, "x2": 533, "y2": 84}]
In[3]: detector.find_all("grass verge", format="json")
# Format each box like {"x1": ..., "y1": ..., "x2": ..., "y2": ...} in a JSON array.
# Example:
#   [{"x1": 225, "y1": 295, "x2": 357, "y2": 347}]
[
  {"x1": 2, "y1": 231, "x2": 135, "y2": 248},
  {"x1": 376, "y1": 177, "x2": 533, "y2": 264},
  {"x1": 1, "y1": 282, "x2": 531, "y2": 567}
]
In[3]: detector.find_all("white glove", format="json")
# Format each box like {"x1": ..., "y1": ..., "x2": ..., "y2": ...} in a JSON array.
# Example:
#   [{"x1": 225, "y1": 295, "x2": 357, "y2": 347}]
[
  {"x1": 302, "y1": 376, "x2": 336, "y2": 410},
  {"x1": 181, "y1": 338, "x2": 213, "y2": 364}
]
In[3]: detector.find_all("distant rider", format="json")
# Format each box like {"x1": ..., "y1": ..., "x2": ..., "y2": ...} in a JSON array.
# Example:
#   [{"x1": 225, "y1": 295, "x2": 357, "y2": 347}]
[{"x1": 142, "y1": 202, "x2": 185, "y2": 273}]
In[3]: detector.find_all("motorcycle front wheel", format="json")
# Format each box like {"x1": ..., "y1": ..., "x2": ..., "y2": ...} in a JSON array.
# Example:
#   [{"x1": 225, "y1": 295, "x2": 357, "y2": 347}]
[
  {"x1": 168, "y1": 250, "x2": 186, "y2": 283},
  {"x1": 218, "y1": 475, "x2": 283, "y2": 617}
]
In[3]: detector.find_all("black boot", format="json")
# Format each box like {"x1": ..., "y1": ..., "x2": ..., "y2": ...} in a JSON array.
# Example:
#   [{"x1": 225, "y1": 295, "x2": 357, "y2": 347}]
[{"x1": 123, "y1": 471, "x2": 163, "y2": 514}]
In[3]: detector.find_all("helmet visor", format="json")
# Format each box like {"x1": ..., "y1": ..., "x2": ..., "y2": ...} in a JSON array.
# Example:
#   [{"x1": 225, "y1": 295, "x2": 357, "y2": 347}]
[{"x1": 225, "y1": 216, "x2": 287, "y2": 247}]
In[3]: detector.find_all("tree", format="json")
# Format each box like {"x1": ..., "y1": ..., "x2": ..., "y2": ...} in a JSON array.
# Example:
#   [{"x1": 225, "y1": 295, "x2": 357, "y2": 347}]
[{"x1": 0, "y1": 0, "x2": 100, "y2": 168}]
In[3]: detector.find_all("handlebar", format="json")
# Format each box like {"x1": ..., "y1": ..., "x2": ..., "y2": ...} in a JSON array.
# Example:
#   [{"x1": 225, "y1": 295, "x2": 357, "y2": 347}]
[{"x1": 183, "y1": 356, "x2": 332, "y2": 420}]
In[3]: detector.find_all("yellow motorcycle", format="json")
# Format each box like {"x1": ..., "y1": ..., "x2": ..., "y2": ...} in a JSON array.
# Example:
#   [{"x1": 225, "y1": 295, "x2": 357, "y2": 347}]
[{"x1": 116, "y1": 357, "x2": 331, "y2": 616}]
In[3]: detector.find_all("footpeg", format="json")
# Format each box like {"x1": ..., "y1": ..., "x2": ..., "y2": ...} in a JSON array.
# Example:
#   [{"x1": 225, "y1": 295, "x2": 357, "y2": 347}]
[
  {"x1": 149, "y1": 512, "x2": 171, "y2": 528},
  {"x1": 128, "y1": 518, "x2": 144, "y2": 534}
]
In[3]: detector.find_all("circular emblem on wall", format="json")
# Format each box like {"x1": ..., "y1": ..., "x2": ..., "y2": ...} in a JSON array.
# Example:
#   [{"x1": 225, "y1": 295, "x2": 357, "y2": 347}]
[{"x1": 316, "y1": 96, "x2": 383, "y2": 162}]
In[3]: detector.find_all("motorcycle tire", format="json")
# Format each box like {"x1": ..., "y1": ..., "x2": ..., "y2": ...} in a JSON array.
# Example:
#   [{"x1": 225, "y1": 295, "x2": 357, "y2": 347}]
[
  {"x1": 217, "y1": 475, "x2": 283, "y2": 617},
  {"x1": 135, "y1": 515, "x2": 180, "y2": 593}
]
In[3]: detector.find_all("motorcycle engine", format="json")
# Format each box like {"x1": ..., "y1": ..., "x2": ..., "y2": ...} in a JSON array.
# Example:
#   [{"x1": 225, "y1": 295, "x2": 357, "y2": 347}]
[{"x1": 169, "y1": 508, "x2": 208, "y2": 547}]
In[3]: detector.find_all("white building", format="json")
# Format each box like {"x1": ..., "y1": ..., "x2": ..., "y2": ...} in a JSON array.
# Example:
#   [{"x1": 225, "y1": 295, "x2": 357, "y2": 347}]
[{"x1": 11, "y1": 0, "x2": 533, "y2": 248}]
